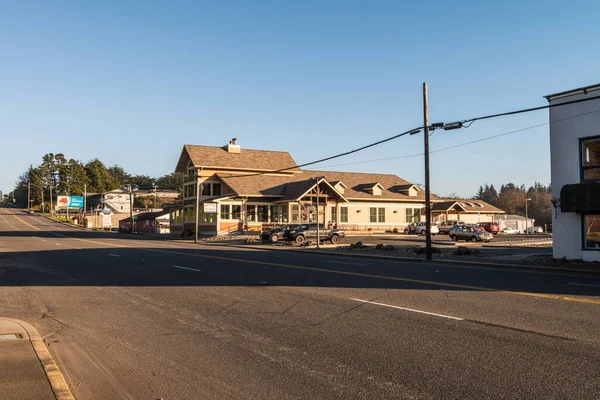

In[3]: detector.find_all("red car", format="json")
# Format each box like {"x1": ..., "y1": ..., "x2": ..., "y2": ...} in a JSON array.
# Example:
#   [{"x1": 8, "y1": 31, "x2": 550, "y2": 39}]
[{"x1": 477, "y1": 222, "x2": 500, "y2": 235}]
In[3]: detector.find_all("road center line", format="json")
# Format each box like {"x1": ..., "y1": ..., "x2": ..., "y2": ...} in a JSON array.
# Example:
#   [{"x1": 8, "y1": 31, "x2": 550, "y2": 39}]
[
  {"x1": 568, "y1": 282, "x2": 600, "y2": 288},
  {"x1": 327, "y1": 260, "x2": 368, "y2": 266},
  {"x1": 350, "y1": 298, "x2": 464, "y2": 320},
  {"x1": 172, "y1": 265, "x2": 202, "y2": 272},
  {"x1": 108, "y1": 254, "x2": 122, "y2": 258}
]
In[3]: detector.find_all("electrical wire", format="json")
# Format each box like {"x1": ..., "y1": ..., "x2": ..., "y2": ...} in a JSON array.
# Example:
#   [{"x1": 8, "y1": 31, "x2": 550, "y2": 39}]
[
  {"x1": 216, "y1": 94, "x2": 600, "y2": 180},
  {"x1": 316, "y1": 107, "x2": 600, "y2": 169}
]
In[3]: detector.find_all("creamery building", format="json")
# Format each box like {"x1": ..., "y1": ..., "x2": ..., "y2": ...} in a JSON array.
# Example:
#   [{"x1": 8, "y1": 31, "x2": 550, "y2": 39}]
[{"x1": 170, "y1": 139, "x2": 503, "y2": 235}]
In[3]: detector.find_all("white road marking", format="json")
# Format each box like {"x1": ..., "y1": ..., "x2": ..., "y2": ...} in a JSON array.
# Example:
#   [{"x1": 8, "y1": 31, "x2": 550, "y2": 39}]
[
  {"x1": 350, "y1": 298, "x2": 464, "y2": 321},
  {"x1": 41, "y1": 239, "x2": 46, "y2": 242},
  {"x1": 108, "y1": 253, "x2": 122, "y2": 258},
  {"x1": 568, "y1": 282, "x2": 600, "y2": 288},
  {"x1": 55, "y1": 243, "x2": 61, "y2": 246},
  {"x1": 327, "y1": 260, "x2": 368, "y2": 266},
  {"x1": 172, "y1": 265, "x2": 202, "y2": 272}
]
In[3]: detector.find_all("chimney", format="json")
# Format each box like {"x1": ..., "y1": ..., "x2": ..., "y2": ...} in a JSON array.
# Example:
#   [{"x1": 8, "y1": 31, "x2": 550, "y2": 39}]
[{"x1": 226, "y1": 138, "x2": 241, "y2": 154}]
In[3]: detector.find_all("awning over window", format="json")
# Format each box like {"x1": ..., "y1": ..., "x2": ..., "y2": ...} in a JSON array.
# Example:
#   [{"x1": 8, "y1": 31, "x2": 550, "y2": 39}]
[{"x1": 560, "y1": 183, "x2": 600, "y2": 212}]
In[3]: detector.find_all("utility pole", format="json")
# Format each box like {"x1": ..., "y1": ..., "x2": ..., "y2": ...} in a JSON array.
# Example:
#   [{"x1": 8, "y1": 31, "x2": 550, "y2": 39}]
[
  {"x1": 154, "y1": 185, "x2": 158, "y2": 210},
  {"x1": 316, "y1": 178, "x2": 320, "y2": 248},
  {"x1": 83, "y1": 184, "x2": 87, "y2": 225},
  {"x1": 129, "y1": 185, "x2": 134, "y2": 233},
  {"x1": 27, "y1": 181, "x2": 31, "y2": 210},
  {"x1": 194, "y1": 175, "x2": 200, "y2": 243},
  {"x1": 49, "y1": 185, "x2": 53, "y2": 216},
  {"x1": 525, "y1": 198, "x2": 531, "y2": 234},
  {"x1": 423, "y1": 82, "x2": 432, "y2": 260},
  {"x1": 41, "y1": 188, "x2": 44, "y2": 214}
]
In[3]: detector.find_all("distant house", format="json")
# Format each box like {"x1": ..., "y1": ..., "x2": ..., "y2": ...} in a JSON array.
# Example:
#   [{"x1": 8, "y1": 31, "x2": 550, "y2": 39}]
[
  {"x1": 546, "y1": 83, "x2": 600, "y2": 260},
  {"x1": 170, "y1": 139, "x2": 505, "y2": 235},
  {"x1": 119, "y1": 210, "x2": 170, "y2": 234}
]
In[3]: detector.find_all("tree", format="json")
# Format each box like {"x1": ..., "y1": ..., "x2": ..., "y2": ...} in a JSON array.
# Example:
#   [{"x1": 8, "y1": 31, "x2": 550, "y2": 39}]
[
  {"x1": 85, "y1": 159, "x2": 119, "y2": 193},
  {"x1": 107, "y1": 165, "x2": 130, "y2": 187},
  {"x1": 155, "y1": 172, "x2": 184, "y2": 191},
  {"x1": 129, "y1": 175, "x2": 155, "y2": 190}
]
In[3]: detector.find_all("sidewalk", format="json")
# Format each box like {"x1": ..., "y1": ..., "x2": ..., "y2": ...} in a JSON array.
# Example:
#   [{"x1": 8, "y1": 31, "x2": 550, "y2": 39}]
[{"x1": 0, "y1": 318, "x2": 74, "y2": 400}]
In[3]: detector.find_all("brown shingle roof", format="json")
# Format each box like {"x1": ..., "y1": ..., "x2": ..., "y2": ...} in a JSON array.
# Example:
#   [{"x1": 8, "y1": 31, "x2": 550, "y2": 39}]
[
  {"x1": 177, "y1": 145, "x2": 300, "y2": 173},
  {"x1": 441, "y1": 199, "x2": 503, "y2": 213}
]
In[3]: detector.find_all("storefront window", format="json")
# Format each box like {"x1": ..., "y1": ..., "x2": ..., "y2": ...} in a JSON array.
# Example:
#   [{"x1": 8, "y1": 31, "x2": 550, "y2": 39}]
[
  {"x1": 246, "y1": 205, "x2": 256, "y2": 222},
  {"x1": 258, "y1": 205, "x2": 269, "y2": 222},
  {"x1": 291, "y1": 204, "x2": 299, "y2": 223},
  {"x1": 584, "y1": 214, "x2": 600, "y2": 249},
  {"x1": 232, "y1": 205, "x2": 241, "y2": 219},
  {"x1": 582, "y1": 137, "x2": 600, "y2": 181},
  {"x1": 221, "y1": 204, "x2": 230, "y2": 219}
]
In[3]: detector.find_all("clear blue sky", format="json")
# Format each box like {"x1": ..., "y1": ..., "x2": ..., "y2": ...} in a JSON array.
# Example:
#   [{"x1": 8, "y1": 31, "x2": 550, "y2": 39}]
[{"x1": 1, "y1": 0, "x2": 598, "y2": 198}]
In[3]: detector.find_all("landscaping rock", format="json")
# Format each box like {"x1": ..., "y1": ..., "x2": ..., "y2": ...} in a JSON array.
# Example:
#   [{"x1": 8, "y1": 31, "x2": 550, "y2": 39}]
[
  {"x1": 454, "y1": 246, "x2": 471, "y2": 256},
  {"x1": 384, "y1": 245, "x2": 395, "y2": 252},
  {"x1": 375, "y1": 244, "x2": 385, "y2": 250},
  {"x1": 416, "y1": 246, "x2": 442, "y2": 255}
]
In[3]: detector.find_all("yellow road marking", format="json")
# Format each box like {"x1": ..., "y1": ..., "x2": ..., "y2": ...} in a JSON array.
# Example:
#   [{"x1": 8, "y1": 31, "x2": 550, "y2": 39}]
[
  {"x1": 6, "y1": 210, "x2": 40, "y2": 230},
  {"x1": 47, "y1": 230, "x2": 600, "y2": 306}
]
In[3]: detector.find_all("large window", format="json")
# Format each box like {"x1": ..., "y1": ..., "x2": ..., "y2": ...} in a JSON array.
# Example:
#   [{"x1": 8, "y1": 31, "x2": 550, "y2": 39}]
[
  {"x1": 232, "y1": 205, "x2": 241, "y2": 219},
  {"x1": 201, "y1": 183, "x2": 211, "y2": 196},
  {"x1": 370, "y1": 208, "x2": 377, "y2": 223},
  {"x1": 270, "y1": 205, "x2": 288, "y2": 223},
  {"x1": 201, "y1": 182, "x2": 223, "y2": 197},
  {"x1": 258, "y1": 205, "x2": 269, "y2": 222},
  {"x1": 584, "y1": 214, "x2": 600, "y2": 249},
  {"x1": 291, "y1": 204, "x2": 299, "y2": 223},
  {"x1": 340, "y1": 207, "x2": 348, "y2": 223},
  {"x1": 221, "y1": 204, "x2": 230, "y2": 220},
  {"x1": 370, "y1": 207, "x2": 385, "y2": 223},
  {"x1": 582, "y1": 137, "x2": 600, "y2": 181},
  {"x1": 246, "y1": 205, "x2": 256, "y2": 222},
  {"x1": 378, "y1": 207, "x2": 385, "y2": 223},
  {"x1": 406, "y1": 208, "x2": 421, "y2": 223}
]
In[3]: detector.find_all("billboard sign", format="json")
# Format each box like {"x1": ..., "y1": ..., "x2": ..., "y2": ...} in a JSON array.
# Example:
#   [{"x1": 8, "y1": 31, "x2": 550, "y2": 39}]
[
  {"x1": 56, "y1": 196, "x2": 85, "y2": 209},
  {"x1": 203, "y1": 203, "x2": 217, "y2": 213}
]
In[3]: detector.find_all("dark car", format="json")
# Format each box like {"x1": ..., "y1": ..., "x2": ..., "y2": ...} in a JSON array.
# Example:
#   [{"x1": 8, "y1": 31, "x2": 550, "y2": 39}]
[
  {"x1": 448, "y1": 225, "x2": 493, "y2": 242},
  {"x1": 283, "y1": 223, "x2": 345, "y2": 245},
  {"x1": 477, "y1": 222, "x2": 500, "y2": 235},
  {"x1": 260, "y1": 225, "x2": 297, "y2": 243}
]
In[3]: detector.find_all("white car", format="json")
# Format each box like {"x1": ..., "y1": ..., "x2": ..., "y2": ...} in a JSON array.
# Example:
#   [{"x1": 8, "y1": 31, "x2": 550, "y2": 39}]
[
  {"x1": 526, "y1": 226, "x2": 544, "y2": 234},
  {"x1": 501, "y1": 227, "x2": 519, "y2": 234},
  {"x1": 405, "y1": 222, "x2": 439, "y2": 236}
]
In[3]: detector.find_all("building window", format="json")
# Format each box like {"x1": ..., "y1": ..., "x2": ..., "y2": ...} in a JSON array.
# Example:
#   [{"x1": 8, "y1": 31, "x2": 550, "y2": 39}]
[
  {"x1": 213, "y1": 183, "x2": 222, "y2": 196},
  {"x1": 201, "y1": 183, "x2": 211, "y2": 196},
  {"x1": 378, "y1": 207, "x2": 385, "y2": 223},
  {"x1": 199, "y1": 209, "x2": 216, "y2": 223},
  {"x1": 582, "y1": 137, "x2": 600, "y2": 181},
  {"x1": 258, "y1": 205, "x2": 269, "y2": 222},
  {"x1": 185, "y1": 207, "x2": 195, "y2": 221},
  {"x1": 370, "y1": 208, "x2": 377, "y2": 223},
  {"x1": 340, "y1": 207, "x2": 348, "y2": 223},
  {"x1": 232, "y1": 205, "x2": 241, "y2": 219},
  {"x1": 291, "y1": 204, "x2": 299, "y2": 223},
  {"x1": 246, "y1": 205, "x2": 256, "y2": 222},
  {"x1": 584, "y1": 214, "x2": 600, "y2": 249},
  {"x1": 221, "y1": 204, "x2": 230, "y2": 220},
  {"x1": 406, "y1": 208, "x2": 421, "y2": 223}
]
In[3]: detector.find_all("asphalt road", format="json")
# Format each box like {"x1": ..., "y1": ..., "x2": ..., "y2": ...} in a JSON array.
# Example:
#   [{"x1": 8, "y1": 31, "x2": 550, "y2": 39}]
[{"x1": 0, "y1": 207, "x2": 599, "y2": 399}]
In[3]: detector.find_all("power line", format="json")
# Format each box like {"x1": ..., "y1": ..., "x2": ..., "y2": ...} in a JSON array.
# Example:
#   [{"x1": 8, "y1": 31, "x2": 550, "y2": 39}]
[
  {"x1": 220, "y1": 94, "x2": 600, "y2": 179},
  {"x1": 316, "y1": 107, "x2": 600, "y2": 169}
]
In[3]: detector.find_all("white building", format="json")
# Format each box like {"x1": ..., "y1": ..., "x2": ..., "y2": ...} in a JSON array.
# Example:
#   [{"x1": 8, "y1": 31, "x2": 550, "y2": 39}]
[{"x1": 546, "y1": 83, "x2": 600, "y2": 261}]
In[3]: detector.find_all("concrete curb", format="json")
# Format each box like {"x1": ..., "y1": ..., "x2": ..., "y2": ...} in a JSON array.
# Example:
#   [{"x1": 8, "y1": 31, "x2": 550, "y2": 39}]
[
  {"x1": 203, "y1": 242, "x2": 600, "y2": 276},
  {"x1": 0, "y1": 318, "x2": 75, "y2": 400}
]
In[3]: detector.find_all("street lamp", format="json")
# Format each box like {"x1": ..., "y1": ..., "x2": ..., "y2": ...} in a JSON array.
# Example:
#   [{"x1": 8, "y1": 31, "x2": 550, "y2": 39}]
[{"x1": 525, "y1": 198, "x2": 532, "y2": 234}]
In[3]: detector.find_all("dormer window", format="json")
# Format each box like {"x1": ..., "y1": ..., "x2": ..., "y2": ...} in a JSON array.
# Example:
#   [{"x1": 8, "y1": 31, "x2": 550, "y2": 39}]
[
  {"x1": 332, "y1": 181, "x2": 347, "y2": 195},
  {"x1": 366, "y1": 183, "x2": 385, "y2": 196},
  {"x1": 396, "y1": 184, "x2": 420, "y2": 197}
]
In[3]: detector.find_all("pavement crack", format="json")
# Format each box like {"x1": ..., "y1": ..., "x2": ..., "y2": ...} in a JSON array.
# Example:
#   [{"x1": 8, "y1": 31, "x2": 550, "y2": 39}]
[
  {"x1": 312, "y1": 302, "x2": 367, "y2": 326},
  {"x1": 282, "y1": 301, "x2": 300, "y2": 315},
  {"x1": 212, "y1": 301, "x2": 239, "y2": 315}
]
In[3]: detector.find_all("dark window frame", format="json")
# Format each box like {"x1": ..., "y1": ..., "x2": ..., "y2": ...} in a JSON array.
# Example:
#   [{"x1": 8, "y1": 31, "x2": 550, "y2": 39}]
[{"x1": 580, "y1": 135, "x2": 600, "y2": 182}]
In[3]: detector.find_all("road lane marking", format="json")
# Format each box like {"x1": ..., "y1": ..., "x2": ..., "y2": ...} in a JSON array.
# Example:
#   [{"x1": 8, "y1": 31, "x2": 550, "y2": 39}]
[
  {"x1": 350, "y1": 298, "x2": 464, "y2": 321},
  {"x1": 108, "y1": 254, "x2": 122, "y2": 258},
  {"x1": 172, "y1": 265, "x2": 202, "y2": 272},
  {"x1": 568, "y1": 282, "x2": 600, "y2": 288},
  {"x1": 5, "y1": 210, "x2": 40, "y2": 230},
  {"x1": 55, "y1": 243, "x2": 61, "y2": 246},
  {"x1": 327, "y1": 260, "x2": 368, "y2": 266},
  {"x1": 45, "y1": 232, "x2": 600, "y2": 306}
]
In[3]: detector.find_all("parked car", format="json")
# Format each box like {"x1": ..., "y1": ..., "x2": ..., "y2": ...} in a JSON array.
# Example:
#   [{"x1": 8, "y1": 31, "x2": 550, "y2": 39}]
[
  {"x1": 283, "y1": 223, "x2": 345, "y2": 244},
  {"x1": 526, "y1": 226, "x2": 544, "y2": 234},
  {"x1": 404, "y1": 222, "x2": 439, "y2": 236},
  {"x1": 501, "y1": 227, "x2": 519, "y2": 234},
  {"x1": 477, "y1": 222, "x2": 500, "y2": 235},
  {"x1": 261, "y1": 225, "x2": 297, "y2": 243},
  {"x1": 438, "y1": 220, "x2": 465, "y2": 234},
  {"x1": 27, "y1": 210, "x2": 35, "y2": 215},
  {"x1": 448, "y1": 225, "x2": 494, "y2": 242}
]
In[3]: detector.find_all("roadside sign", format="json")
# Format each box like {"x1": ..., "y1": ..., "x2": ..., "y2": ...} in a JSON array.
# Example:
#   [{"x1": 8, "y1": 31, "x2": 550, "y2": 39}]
[
  {"x1": 56, "y1": 196, "x2": 85, "y2": 209},
  {"x1": 103, "y1": 207, "x2": 111, "y2": 214},
  {"x1": 102, "y1": 214, "x2": 112, "y2": 227},
  {"x1": 203, "y1": 203, "x2": 217, "y2": 213}
]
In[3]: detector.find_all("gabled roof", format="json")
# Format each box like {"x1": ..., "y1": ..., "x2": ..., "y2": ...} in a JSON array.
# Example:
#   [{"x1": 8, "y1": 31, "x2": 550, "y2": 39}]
[
  {"x1": 437, "y1": 199, "x2": 503, "y2": 213},
  {"x1": 431, "y1": 201, "x2": 467, "y2": 212},
  {"x1": 123, "y1": 210, "x2": 169, "y2": 222},
  {"x1": 176, "y1": 145, "x2": 300, "y2": 173},
  {"x1": 330, "y1": 180, "x2": 347, "y2": 189}
]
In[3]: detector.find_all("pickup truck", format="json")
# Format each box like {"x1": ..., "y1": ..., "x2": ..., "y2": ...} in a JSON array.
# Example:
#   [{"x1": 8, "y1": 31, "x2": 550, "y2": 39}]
[
  {"x1": 437, "y1": 220, "x2": 465, "y2": 234},
  {"x1": 283, "y1": 223, "x2": 345, "y2": 244}
]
